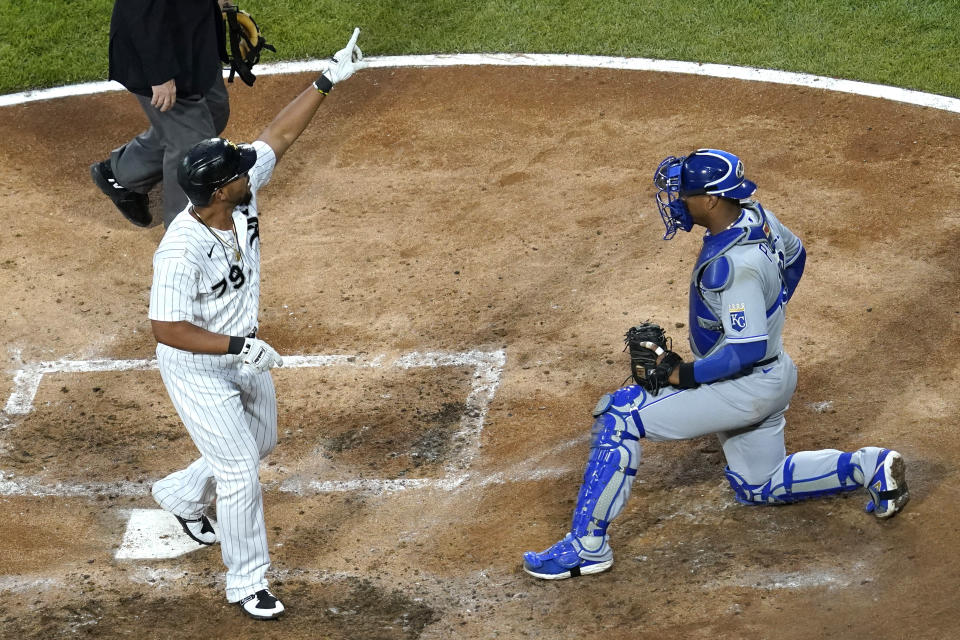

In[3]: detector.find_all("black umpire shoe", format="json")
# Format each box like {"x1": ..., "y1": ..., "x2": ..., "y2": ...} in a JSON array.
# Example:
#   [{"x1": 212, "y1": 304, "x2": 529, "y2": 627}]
[
  {"x1": 89, "y1": 160, "x2": 152, "y2": 227},
  {"x1": 239, "y1": 589, "x2": 285, "y2": 620}
]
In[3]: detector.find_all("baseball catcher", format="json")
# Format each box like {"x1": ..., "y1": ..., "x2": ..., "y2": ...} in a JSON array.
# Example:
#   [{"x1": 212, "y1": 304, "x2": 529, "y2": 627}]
[
  {"x1": 222, "y1": 3, "x2": 276, "y2": 86},
  {"x1": 522, "y1": 148, "x2": 908, "y2": 581}
]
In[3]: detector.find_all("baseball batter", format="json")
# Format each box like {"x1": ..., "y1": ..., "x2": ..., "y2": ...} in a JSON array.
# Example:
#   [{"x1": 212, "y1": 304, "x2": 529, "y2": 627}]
[
  {"x1": 147, "y1": 29, "x2": 365, "y2": 619},
  {"x1": 522, "y1": 149, "x2": 910, "y2": 580}
]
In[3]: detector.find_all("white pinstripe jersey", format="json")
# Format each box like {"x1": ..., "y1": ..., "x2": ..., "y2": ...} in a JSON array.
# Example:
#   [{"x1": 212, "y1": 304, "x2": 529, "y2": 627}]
[{"x1": 149, "y1": 140, "x2": 277, "y2": 337}]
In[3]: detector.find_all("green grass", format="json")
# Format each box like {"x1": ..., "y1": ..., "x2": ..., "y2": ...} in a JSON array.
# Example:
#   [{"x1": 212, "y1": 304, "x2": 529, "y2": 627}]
[{"x1": 1, "y1": 0, "x2": 958, "y2": 97}]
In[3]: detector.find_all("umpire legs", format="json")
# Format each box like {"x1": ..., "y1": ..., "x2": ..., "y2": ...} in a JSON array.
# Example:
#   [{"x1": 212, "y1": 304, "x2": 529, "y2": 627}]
[{"x1": 110, "y1": 77, "x2": 230, "y2": 227}]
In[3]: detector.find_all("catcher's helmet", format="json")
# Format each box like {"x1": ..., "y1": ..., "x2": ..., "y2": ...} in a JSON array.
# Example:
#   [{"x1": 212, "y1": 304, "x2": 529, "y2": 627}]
[
  {"x1": 653, "y1": 149, "x2": 757, "y2": 239},
  {"x1": 178, "y1": 137, "x2": 257, "y2": 206}
]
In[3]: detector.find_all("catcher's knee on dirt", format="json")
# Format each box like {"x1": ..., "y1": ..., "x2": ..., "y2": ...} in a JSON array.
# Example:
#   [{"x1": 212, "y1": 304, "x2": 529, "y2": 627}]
[{"x1": 570, "y1": 389, "x2": 645, "y2": 538}]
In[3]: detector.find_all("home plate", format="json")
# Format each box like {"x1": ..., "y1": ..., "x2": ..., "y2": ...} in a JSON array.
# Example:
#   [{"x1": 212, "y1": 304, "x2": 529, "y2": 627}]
[{"x1": 115, "y1": 509, "x2": 217, "y2": 560}]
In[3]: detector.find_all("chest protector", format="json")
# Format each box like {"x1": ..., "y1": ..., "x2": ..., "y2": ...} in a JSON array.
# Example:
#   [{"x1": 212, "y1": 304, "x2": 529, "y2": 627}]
[{"x1": 688, "y1": 203, "x2": 784, "y2": 357}]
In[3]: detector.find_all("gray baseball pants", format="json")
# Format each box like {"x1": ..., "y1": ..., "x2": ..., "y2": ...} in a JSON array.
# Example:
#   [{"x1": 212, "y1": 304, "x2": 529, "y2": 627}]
[{"x1": 110, "y1": 77, "x2": 230, "y2": 227}]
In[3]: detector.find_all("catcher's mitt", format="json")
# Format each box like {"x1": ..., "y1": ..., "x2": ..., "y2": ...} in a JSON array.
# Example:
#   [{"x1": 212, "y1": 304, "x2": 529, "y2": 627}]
[
  {"x1": 624, "y1": 322, "x2": 683, "y2": 395},
  {"x1": 223, "y1": 5, "x2": 276, "y2": 86}
]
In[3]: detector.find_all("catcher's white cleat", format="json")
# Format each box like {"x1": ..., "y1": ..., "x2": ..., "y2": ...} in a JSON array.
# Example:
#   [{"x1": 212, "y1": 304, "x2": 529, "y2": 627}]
[{"x1": 865, "y1": 449, "x2": 909, "y2": 518}]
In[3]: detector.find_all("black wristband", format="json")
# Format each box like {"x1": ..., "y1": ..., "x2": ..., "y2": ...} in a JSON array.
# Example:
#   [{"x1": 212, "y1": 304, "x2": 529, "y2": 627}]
[
  {"x1": 677, "y1": 362, "x2": 699, "y2": 389},
  {"x1": 314, "y1": 75, "x2": 333, "y2": 95},
  {"x1": 227, "y1": 336, "x2": 246, "y2": 355}
]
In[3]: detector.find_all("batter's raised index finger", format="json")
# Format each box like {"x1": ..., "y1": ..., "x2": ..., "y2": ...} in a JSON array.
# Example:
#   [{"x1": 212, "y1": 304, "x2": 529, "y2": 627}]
[{"x1": 346, "y1": 27, "x2": 361, "y2": 51}]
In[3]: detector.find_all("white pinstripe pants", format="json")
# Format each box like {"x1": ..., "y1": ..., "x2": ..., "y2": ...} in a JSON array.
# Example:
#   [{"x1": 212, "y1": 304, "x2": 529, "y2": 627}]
[{"x1": 152, "y1": 343, "x2": 278, "y2": 602}]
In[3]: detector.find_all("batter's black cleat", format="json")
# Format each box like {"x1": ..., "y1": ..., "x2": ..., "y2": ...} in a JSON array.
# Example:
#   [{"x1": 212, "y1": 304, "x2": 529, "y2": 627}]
[
  {"x1": 90, "y1": 160, "x2": 152, "y2": 227},
  {"x1": 175, "y1": 514, "x2": 218, "y2": 545},
  {"x1": 239, "y1": 589, "x2": 285, "y2": 620}
]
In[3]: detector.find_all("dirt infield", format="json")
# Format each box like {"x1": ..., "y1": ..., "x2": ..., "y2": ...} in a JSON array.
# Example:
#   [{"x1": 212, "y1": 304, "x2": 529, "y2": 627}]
[{"x1": 1, "y1": 65, "x2": 959, "y2": 639}]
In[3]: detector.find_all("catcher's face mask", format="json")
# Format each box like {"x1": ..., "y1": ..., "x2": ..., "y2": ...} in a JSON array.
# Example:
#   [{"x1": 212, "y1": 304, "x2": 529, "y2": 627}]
[{"x1": 653, "y1": 155, "x2": 693, "y2": 240}]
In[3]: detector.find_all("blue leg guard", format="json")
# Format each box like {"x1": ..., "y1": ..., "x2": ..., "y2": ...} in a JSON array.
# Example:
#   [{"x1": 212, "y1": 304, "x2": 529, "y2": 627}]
[
  {"x1": 570, "y1": 386, "x2": 645, "y2": 537},
  {"x1": 523, "y1": 386, "x2": 646, "y2": 580},
  {"x1": 725, "y1": 450, "x2": 867, "y2": 505}
]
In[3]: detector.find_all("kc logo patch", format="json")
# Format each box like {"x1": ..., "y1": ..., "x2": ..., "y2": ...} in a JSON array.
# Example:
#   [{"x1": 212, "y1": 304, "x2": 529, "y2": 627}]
[{"x1": 729, "y1": 303, "x2": 746, "y2": 332}]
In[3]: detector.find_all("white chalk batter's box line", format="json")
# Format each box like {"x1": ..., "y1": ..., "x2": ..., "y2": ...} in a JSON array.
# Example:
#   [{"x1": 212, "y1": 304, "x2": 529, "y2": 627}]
[{"x1": 0, "y1": 349, "x2": 506, "y2": 497}]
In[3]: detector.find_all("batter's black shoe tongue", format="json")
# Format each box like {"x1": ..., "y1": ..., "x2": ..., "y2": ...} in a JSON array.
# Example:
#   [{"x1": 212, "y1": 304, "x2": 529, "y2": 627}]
[
  {"x1": 239, "y1": 589, "x2": 285, "y2": 620},
  {"x1": 174, "y1": 514, "x2": 218, "y2": 545}
]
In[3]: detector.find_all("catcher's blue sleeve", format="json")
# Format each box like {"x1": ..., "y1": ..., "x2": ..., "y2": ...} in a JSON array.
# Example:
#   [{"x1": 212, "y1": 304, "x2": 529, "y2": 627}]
[
  {"x1": 784, "y1": 244, "x2": 805, "y2": 301},
  {"x1": 692, "y1": 340, "x2": 767, "y2": 383},
  {"x1": 768, "y1": 209, "x2": 804, "y2": 300}
]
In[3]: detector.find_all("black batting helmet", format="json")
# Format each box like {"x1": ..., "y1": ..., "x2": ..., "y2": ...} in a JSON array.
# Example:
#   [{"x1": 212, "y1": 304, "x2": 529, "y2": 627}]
[{"x1": 177, "y1": 138, "x2": 257, "y2": 206}]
